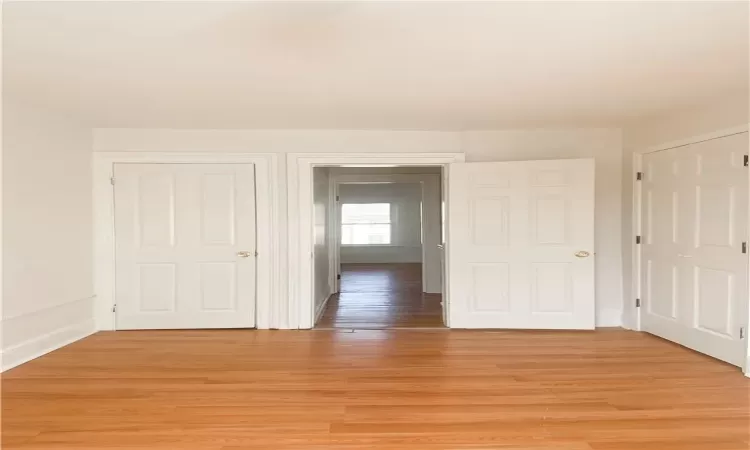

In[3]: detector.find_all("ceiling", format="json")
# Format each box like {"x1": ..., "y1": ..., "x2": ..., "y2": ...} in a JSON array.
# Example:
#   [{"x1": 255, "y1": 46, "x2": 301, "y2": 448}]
[{"x1": 4, "y1": 1, "x2": 748, "y2": 129}]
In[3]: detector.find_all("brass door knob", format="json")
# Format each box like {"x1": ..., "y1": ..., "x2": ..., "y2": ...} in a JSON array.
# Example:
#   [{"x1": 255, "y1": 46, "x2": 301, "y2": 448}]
[
  {"x1": 574, "y1": 251, "x2": 591, "y2": 258},
  {"x1": 237, "y1": 251, "x2": 252, "y2": 258}
]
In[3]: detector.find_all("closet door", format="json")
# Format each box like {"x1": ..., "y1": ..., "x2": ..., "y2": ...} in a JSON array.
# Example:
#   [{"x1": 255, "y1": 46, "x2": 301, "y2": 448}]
[
  {"x1": 641, "y1": 133, "x2": 748, "y2": 366},
  {"x1": 114, "y1": 163, "x2": 257, "y2": 330}
]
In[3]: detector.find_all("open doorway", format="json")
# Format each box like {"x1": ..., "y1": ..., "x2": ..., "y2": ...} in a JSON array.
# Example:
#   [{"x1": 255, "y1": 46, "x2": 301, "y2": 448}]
[{"x1": 312, "y1": 166, "x2": 445, "y2": 329}]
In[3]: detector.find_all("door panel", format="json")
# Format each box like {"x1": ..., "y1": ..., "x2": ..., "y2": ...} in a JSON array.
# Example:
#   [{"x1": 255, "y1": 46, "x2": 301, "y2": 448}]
[
  {"x1": 531, "y1": 263, "x2": 572, "y2": 313},
  {"x1": 137, "y1": 263, "x2": 176, "y2": 312},
  {"x1": 470, "y1": 263, "x2": 510, "y2": 312},
  {"x1": 695, "y1": 267, "x2": 733, "y2": 336},
  {"x1": 137, "y1": 173, "x2": 176, "y2": 246},
  {"x1": 531, "y1": 190, "x2": 567, "y2": 245},
  {"x1": 114, "y1": 163, "x2": 257, "y2": 330},
  {"x1": 448, "y1": 159, "x2": 595, "y2": 329},
  {"x1": 641, "y1": 133, "x2": 748, "y2": 366}
]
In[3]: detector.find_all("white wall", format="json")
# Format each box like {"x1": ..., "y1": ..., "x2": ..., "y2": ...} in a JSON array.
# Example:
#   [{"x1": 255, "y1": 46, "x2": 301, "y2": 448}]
[
  {"x1": 93, "y1": 129, "x2": 461, "y2": 329},
  {"x1": 621, "y1": 95, "x2": 750, "y2": 330},
  {"x1": 92, "y1": 129, "x2": 463, "y2": 154},
  {"x1": 2, "y1": 101, "x2": 95, "y2": 370},
  {"x1": 338, "y1": 183, "x2": 423, "y2": 264},
  {"x1": 312, "y1": 167, "x2": 332, "y2": 323},
  {"x1": 462, "y1": 129, "x2": 624, "y2": 326},
  {"x1": 93, "y1": 127, "x2": 624, "y2": 327}
]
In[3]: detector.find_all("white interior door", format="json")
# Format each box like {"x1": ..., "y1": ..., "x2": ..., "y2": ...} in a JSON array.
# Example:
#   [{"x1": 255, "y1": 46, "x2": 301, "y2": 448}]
[
  {"x1": 448, "y1": 159, "x2": 595, "y2": 329},
  {"x1": 641, "y1": 133, "x2": 748, "y2": 366},
  {"x1": 114, "y1": 163, "x2": 257, "y2": 330}
]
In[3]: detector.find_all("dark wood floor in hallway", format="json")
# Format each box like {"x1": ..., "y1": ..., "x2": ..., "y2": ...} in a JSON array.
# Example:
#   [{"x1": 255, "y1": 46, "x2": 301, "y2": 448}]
[
  {"x1": 3, "y1": 329, "x2": 749, "y2": 449},
  {"x1": 316, "y1": 263, "x2": 443, "y2": 329}
]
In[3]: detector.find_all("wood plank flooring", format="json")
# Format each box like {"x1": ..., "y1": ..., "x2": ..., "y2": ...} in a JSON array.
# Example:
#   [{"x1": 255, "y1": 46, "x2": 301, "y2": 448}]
[
  {"x1": 317, "y1": 263, "x2": 443, "y2": 329},
  {"x1": 3, "y1": 329, "x2": 749, "y2": 449}
]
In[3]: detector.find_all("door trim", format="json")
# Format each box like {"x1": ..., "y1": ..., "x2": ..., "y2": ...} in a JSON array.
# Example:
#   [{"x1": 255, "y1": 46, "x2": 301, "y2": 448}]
[
  {"x1": 631, "y1": 125, "x2": 750, "y2": 375},
  {"x1": 287, "y1": 153, "x2": 464, "y2": 330},
  {"x1": 639, "y1": 125, "x2": 749, "y2": 155},
  {"x1": 93, "y1": 152, "x2": 280, "y2": 331}
]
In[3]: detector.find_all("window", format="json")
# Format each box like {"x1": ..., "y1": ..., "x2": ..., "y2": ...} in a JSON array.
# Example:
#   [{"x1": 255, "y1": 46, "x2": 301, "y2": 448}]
[{"x1": 341, "y1": 203, "x2": 391, "y2": 245}]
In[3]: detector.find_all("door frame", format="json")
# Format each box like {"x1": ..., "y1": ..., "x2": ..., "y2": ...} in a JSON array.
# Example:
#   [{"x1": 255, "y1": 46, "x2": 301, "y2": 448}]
[
  {"x1": 330, "y1": 173, "x2": 443, "y2": 295},
  {"x1": 288, "y1": 153, "x2": 464, "y2": 329},
  {"x1": 630, "y1": 124, "x2": 750, "y2": 375},
  {"x1": 93, "y1": 152, "x2": 280, "y2": 331}
]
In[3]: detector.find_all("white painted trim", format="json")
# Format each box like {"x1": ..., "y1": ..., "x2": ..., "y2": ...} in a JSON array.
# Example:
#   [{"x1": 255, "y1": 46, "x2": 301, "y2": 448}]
[
  {"x1": 315, "y1": 293, "x2": 333, "y2": 326},
  {"x1": 628, "y1": 152, "x2": 643, "y2": 331},
  {"x1": 639, "y1": 124, "x2": 750, "y2": 154},
  {"x1": 596, "y1": 308, "x2": 624, "y2": 328},
  {"x1": 441, "y1": 165, "x2": 450, "y2": 327},
  {"x1": 288, "y1": 153, "x2": 464, "y2": 329},
  {"x1": 1, "y1": 319, "x2": 96, "y2": 372},
  {"x1": 0, "y1": 6, "x2": 4, "y2": 364},
  {"x1": 327, "y1": 174, "x2": 338, "y2": 294},
  {"x1": 92, "y1": 152, "x2": 280, "y2": 330},
  {"x1": 333, "y1": 174, "x2": 440, "y2": 183},
  {"x1": 746, "y1": 132, "x2": 750, "y2": 377}
]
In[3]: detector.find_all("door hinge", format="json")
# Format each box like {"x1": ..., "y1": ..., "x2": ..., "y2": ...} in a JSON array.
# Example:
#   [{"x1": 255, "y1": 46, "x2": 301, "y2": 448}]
[
  {"x1": 337, "y1": 274, "x2": 341, "y2": 280},
  {"x1": 636, "y1": 298, "x2": 641, "y2": 308},
  {"x1": 112, "y1": 304, "x2": 117, "y2": 313},
  {"x1": 110, "y1": 177, "x2": 115, "y2": 185},
  {"x1": 744, "y1": 155, "x2": 748, "y2": 167},
  {"x1": 336, "y1": 195, "x2": 340, "y2": 201},
  {"x1": 636, "y1": 235, "x2": 642, "y2": 244},
  {"x1": 743, "y1": 242, "x2": 747, "y2": 254},
  {"x1": 636, "y1": 172, "x2": 643, "y2": 181},
  {"x1": 741, "y1": 327, "x2": 745, "y2": 339}
]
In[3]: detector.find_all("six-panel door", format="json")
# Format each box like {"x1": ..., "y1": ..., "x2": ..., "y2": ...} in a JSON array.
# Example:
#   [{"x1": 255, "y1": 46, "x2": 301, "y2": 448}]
[
  {"x1": 641, "y1": 133, "x2": 748, "y2": 366},
  {"x1": 448, "y1": 159, "x2": 595, "y2": 329},
  {"x1": 114, "y1": 163, "x2": 257, "y2": 330}
]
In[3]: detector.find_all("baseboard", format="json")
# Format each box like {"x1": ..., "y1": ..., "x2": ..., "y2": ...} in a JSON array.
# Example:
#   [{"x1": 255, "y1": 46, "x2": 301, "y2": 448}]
[
  {"x1": 314, "y1": 293, "x2": 333, "y2": 325},
  {"x1": 596, "y1": 308, "x2": 623, "y2": 328},
  {"x1": 1, "y1": 318, "x2": 96, "y2": 372},
  {"x1": 620, "y1": 309, "x2": 638, "y2": 331}
]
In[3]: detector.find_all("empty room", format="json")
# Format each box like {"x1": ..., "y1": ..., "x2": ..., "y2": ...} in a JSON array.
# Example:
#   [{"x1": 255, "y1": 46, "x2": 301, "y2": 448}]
[
  {"x1": 2, "y1": 1, "x2": 750, "y2": 449},
  {"x1": 313, "y1": 166, "x2": 445, "y2": 329}
]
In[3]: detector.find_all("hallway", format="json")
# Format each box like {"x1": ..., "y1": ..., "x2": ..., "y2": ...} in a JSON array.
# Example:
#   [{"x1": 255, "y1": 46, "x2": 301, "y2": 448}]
[{"x1": 316, "y1": 263, "x2": 444, "y2": 329}]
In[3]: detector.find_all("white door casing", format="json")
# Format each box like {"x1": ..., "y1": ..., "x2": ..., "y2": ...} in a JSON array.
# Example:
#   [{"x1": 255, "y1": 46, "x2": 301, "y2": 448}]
[
  {"x1": 641, "y1": 133, "x2": 748, "y2": 366},
  {"x1": 113, "y1": 163, "x2": 257, "y2": 330},
  {"x1": 442, "y1": 165, "x2": 450, "y2": 326},
  {"x1": 288, "y1": 153, "x2": 464, "y2": 330},
  {"x1": 448, "y1": 159, "x2": 596, "y2": 329}
]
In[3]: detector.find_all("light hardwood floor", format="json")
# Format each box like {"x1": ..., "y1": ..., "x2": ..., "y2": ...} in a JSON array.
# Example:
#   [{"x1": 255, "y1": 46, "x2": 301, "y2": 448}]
[
  {"x1": 317, "y1": 263, "x2": 443, "y2": 329},
  {"x1": 2, "y1": 329, "x2": 749, "y2": 449}
]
